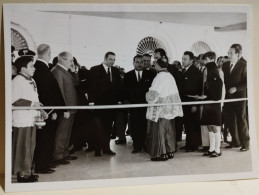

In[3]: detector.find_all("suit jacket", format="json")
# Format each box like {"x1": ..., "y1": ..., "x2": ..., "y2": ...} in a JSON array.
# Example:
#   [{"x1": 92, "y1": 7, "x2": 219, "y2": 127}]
[
  {"x1": 222, "y1": 60, "x2": 247, "y2": 99},
  {"x1": 88, "y1": 64, "x2": 122, "y2": 105},
  {"x1": 33, "y1": 60, "x2": 66, "y2": 111},
  {"x1": 181, "y1": 65, "x2": 203, "y2": 102},
  {"x1": 51, "y1": 65, "x2": 80, "y2": 110},
  {"x1": 124, "y1": 69, "x2": 155, "y2": 104},
  {"x1": 167, "y1": 64, "x2": 183, "y2": 95}
]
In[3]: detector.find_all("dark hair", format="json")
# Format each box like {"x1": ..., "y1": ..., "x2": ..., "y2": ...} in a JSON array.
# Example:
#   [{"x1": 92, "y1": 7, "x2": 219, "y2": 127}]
[
  {"x1": 173, "y1": 60, "x2": 181, "y2": 67},
  {"x1": 198, "y1": 54, "x2": 204, "y2": 60},
  {"x1": 184, "y1": 51, "x2": 194, "y2": 60},
  {"x1": 203, "y1": 51, "x2": 216, "y2": 61},
  {"x1": 206, "y1": 62, "x2": 222, "y2": 100},
  {"x1": 143, "y1": 53, "x2": 151, "y2": 58},
  {"x1": 104, "y1": 51, "x2": 115, "y2": 59},
  {"x1": 73, "y1": 57, "x2": 80, "y2": 67},
  {"x1": 154, "y1": 48, "x2": 167, "y2": 57},
  {"x1": 156, "y1": 58, "x2": 168, "y2": 68},
  {"x1": 52, "y1": 56, "x2": 58, "y2": 66},
  {"x1": 223, "y1": 56, "x2": 228, "y2": 59},
  {"x1": 133, "y1": 54, "x2": 143, "y2": 62},
  {"x1": 14, "y1": 56, "x2": 34, "y2": 73},
  {"x1": 217, "y1": 56, "x2": 223, "y2": 64},
  {"x1": 230, "y1": 44, "x2": 242, "y2": 54}
]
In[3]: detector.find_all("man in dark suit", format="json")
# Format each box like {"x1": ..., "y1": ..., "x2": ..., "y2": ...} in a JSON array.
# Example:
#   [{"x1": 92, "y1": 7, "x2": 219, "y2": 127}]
[
  {"x1": 33, "y1": 44, "x2": 67, "y2": 174},
  {"x1": 51, "y1": 52, "x2": 80, "y2": 163},
  {"x1": 222, "y1": 44, "x2": 249, "y2": 151},
  {"x1": 124, "y1": 55, "x2": 155, "y2": 153},
  {"x1": 180, "y1": 51, "x2": 203, "y2": 152},
  {"x1": 88, "y1": 52, "x2": 122, "y2": 156}
]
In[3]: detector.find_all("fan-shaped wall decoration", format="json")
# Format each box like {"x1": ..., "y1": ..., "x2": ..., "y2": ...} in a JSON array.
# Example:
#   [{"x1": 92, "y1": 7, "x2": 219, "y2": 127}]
[
  {"x1": 136, "y1": 36, "x2": 166, "y2": 56},
  {"x1": 191, "y1": 41, "x2": 211, "y2": 56},
  {"x1": 11, "y1": 28, "x2": 28, "y2": 51}
]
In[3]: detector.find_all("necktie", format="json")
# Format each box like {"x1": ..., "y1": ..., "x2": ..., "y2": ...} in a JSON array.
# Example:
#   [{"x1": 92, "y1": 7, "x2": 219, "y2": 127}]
[
  {"x1": 230, "y1": 64, "x2": 233, "y2": 74},
  {"x1": 182, "y1": 68, "x2": 186, "y2": 74},
  {"x1": 138, "y1": 71, "x2": 141, "y2": 82},
  {"x1": 107, "y1": 67, "x2": 111, "y2": 82}
]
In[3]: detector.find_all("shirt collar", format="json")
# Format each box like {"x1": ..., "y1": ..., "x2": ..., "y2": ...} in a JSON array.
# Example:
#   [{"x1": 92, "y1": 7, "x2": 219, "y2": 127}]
[
  {"x1": 102, "y1": 63, "x2": 111, "y2": 72},
  {"x1": 37, "y1": 59, "x2": 49, "y2": 68},
  {"x1": 135, "y1": 70, "x2": 143, "y2": 75},
  {"x1": 183, "y1": 64, "x2": 192, "y2": 71},
  {"x1": 57, "y1": 63, "x2": 68, "y2": 71}
]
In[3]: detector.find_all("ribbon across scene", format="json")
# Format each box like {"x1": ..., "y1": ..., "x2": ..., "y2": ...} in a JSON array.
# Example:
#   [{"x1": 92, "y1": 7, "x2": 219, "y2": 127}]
[{"x1": 12, "y1": 98, "x2": 248, "y2": 110}]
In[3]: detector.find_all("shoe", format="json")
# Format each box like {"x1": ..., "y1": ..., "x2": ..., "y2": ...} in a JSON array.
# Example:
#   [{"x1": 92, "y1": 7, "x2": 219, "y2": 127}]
[
  {"x1": 225, "y1": 144, "x2": 240, "y2": 149},
  {"x1": 203, "y1": 150, "x2": 214, "y2": 156},
  {"x1": 160, "y1": 154, "x2": 169, "y2": 161},
  {"x1": 17, "y1": 175, "x2": 38, "y2": 183},
  {"x1": 69, "y1": 147, "x2": 81, "y2": 154},
  {"x1": 167, "y1": 152, "x2": 174, "y2": 159},
  {"x1": 151, "y1": 157, "x2": 161, "y2": 161},
  {"x1": 210, "y1": 151, "x2": 221, "y2": 157},
  {"x1": 180, "y1": 146, "x2": 186, "y2": 150},
  {"x1": 198, "y1": 147, "x2": 210, "y2": 152},
  {"x1": 103, "y1": 150, "x2": 116, "y2": 155},
  {"x1": 240, "y1": 147, "x2": 249, "y2": 152},
  {"x1": 115, "y1": 139, "x2": 126, "y2": 145},
  {"x1": 65, "y1": 156, "x2": 78, "y2": 160},
  {"x1": 35, "y1": 168, "x2": 55, "y2": 174},
  {"x1": 95, "y1": 150, "x2": 102, "y2": 157},
  {"x1": 55, "y1": 159, "x2": 70, "y2": 165},
  {"x1": 30, "y1": 174, "x2": 39, "y2": 180},
  {"x1": 186, "y1": 148, "x2": 198, "y2": 152},
  {"x1": 131, "y1": 149, "x2": 141, "y2": 153}
]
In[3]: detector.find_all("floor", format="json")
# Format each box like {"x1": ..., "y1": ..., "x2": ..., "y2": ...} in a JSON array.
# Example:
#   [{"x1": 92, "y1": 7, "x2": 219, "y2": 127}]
[{"x1": 11, "y1": 135, "x2": 252, "y2": 183}]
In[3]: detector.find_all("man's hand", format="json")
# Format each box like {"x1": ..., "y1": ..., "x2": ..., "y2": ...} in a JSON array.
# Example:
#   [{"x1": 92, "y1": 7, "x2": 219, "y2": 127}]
[
  {"x1": 89, "y1": 102, "x2": 95, "y2": 106},
  {"x1": 51, "y1": 113, "x2": 57, "y2": 120},
  {"x1": 229, "y1": 87, "x2": 237, "y2": 94},
  {"x1": 64, "y1": 111, "x2": 70, "y2": 119},
  {"x1": 40, "y1": 110, "x2": 48, "y2": 120},
  {"x1": 191, "y1": 106, "x2": 198, "y2": 113}
]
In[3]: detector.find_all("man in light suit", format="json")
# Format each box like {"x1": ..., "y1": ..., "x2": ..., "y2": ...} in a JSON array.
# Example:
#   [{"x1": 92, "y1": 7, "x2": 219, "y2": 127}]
[
  {"x1": 222, "y1": 44, "x2": 249, "y2": 151},
  {"x1": 52, "y1": 51, "x2": 80, "y2": 163}
]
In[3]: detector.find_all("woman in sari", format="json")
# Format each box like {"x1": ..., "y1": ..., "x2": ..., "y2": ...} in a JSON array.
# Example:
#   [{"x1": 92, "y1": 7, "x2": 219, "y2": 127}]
[{"x1": 146, "y1": 59, "x2": 183, "y2": 161}]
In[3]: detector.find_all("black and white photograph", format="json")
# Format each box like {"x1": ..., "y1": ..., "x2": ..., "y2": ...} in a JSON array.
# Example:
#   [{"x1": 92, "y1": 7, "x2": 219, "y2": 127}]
[{"x1": 3, "y1": 3, "x2": 258, "y2": 192}]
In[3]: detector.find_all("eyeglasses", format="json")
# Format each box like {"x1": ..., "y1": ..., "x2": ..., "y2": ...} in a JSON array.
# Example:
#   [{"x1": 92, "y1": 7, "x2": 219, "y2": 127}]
[{"x1": 62, "y1": 57, "x2": 74, "y2": 62}]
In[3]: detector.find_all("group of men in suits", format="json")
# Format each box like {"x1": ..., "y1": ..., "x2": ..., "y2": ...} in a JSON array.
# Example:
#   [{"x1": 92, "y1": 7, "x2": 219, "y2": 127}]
[{"x1": 12, "y1": 42, "x2": 249, "y2": 175}]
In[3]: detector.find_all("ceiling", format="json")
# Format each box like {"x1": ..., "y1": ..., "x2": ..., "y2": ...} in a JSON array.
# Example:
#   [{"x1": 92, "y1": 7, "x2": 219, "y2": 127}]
[{"x1": 44, "y1": 11, "x2": 247, "y2": 29}]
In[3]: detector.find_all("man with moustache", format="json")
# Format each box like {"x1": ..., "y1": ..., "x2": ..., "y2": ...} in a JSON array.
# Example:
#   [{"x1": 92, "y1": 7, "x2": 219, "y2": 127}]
[
  {"x1": 124, "y1": 55, "x2": 155, "y2": 153},
  {"x1": 143, "y1": 53, "x2": 157, "y2": 76}
]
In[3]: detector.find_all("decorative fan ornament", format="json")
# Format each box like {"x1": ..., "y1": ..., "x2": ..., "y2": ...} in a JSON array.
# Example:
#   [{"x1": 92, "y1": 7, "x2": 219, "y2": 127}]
[
  {"x1": 191, "y1": 41, "x2": 211, "y2": 56},
  {"x1": 11, "y1": 28, "x2": 29, "y2": 51},
  {"x1": 136, "y1": 37, "x2": 166, "y2": 56}
]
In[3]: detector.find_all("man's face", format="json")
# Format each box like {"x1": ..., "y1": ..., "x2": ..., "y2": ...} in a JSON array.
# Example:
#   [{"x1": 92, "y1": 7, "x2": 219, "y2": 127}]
[
  {"x1": 46, "y1": 48, "x2": 51, "y2": 62},
  {"x1": 22, "y1": 61, "x2": 35, "y2": 77},
  {"x1": 61, "y1": 53, "x2": 74, "y2": 69},
  {"x1": 228, "y1": 48, "x2": 239, "y2": 63},
  {"x1": 143, "y1": 56, "x2": 151, "y2": 69},
  {"x1": 193, "y1": 58, "x2": 198, "y2": 67},
  {"x1": 104, "y1": 54, "x2": 116, "y2": 67},
  {"x1": 133, "y1": 57, "x2": 144, "y2": 71},
  {"x1": 154, "y1": 52, "x2": 161, "y2": 61},
  {"x1": 182, "y1": 55, "x2": 193, "y2": 67}
]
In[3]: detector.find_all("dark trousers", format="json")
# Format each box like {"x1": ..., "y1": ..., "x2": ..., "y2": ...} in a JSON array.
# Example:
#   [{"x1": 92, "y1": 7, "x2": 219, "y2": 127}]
[
  {"x1": 34, "y1": 118, "x2": 57, "y2": 171},
  {"x1": 183, "y1": 105, "x2": 201, "y2": 149},
  {"x1": 225, "y1": 101, "x2": 249, "y2": 148},
  {"x1": 96, "y1": 109, "x2": 116, "y2": 151},
  {"x1": 130, "y1": 108, "x2": 147, "y2": 150},
  {"x1": 69, "y1": 110, "x2": 92, "y2": 149},
  {"x1": 113, "y1": 109, "x2": 128, "y2": 140},
  {"x1": 175, "y1": 117, "x2": 184, "y2": 141}
]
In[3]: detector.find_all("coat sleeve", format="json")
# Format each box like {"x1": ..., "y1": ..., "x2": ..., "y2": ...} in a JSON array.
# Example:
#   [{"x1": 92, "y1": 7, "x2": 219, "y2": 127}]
[
  {"x1": 236, "y1": 64, "x2": 247, "y2": 92},
  {"x1": 52, "y1": 70, "x2": 66, "y2": 105}
]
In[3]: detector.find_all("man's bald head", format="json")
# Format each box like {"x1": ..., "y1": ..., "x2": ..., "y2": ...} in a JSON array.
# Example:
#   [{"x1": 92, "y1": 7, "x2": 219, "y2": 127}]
[
  {"x1": 37, "y1": 44, "x2": 51, "y2": 62},
  {"x1": 58, "y1": 51, "x2": 73, "y2": 69}
]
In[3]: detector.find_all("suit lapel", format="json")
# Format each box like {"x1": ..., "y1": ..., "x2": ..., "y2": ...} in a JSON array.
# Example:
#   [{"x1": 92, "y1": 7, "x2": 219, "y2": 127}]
[{"x1": 230, "y1": 60, "x2": 240, "y2": 76}]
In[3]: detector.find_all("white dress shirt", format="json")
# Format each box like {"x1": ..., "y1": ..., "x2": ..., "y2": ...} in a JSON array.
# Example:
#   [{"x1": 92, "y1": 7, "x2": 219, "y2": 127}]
[{"x1": 102, "y1": 63, "x2": 112, "y2": 81}]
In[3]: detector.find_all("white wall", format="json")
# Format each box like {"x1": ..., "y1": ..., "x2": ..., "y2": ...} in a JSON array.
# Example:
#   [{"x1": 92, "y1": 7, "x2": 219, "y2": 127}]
[{"x1": 10, "y1": 10, "x2": 248, "y2": 72}]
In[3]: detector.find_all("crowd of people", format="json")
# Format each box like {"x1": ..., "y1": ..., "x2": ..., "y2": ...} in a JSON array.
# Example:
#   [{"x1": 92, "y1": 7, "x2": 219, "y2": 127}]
[{"x1": 11, "y1": 43, "x2": 249, "y2": 183}]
